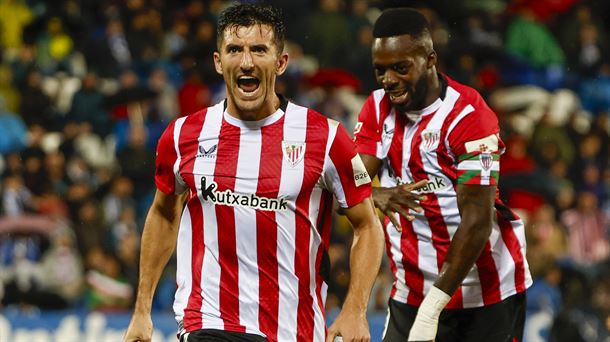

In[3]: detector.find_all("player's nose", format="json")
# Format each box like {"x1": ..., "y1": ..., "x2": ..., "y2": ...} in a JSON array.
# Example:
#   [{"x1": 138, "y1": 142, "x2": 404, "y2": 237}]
[{"x1": 240, "y1": 51, "x2": 254, "y2": 71}]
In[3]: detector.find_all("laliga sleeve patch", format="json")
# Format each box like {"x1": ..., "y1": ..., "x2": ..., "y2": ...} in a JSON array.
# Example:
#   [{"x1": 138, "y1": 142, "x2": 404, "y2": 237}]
[
  {"x1": 464, "y1": 134, "x2": 499, "y2": 153},
  {"x1": 351, "y1": 155, "x2": 371, "y2": 186}
]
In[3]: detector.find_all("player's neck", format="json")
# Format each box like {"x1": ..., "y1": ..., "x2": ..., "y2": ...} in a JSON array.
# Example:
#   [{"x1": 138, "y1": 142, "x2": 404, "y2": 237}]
[
  {"x1": 423, "y1": 70, "x2": 442, "y2": 107},
  {"x1": 225, "y1": 95, "x2": 281, "y2": 121}
]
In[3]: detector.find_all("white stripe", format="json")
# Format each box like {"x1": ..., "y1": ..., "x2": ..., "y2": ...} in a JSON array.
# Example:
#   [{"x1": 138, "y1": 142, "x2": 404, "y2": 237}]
[
  {"x1": 511, "y1": 219, "x2": 532, "y2": 291},
  {"x1": 234, "y1": 126, "x2": 262, "y2": 335},
  {"x1": 373, "y1": 89, "x2": 385, "y2": 126},
  {"x1": 460, "y1": 266, "x2": 484, "y2": 308},
  {"x1": 381, "y1": 307, "x2": 391, "y2": 340},
  {"x1": 173, "y1": 117, "x2": 187, "y2": 193},
  {"x1": 379, "y1": 110, "x2": 396, "y2": 161},
  {"x1": 412, "y1": 215, "x2": 438, "y2": 294},
  {"x1": 322, "y1": 119, "x2": 349, "y2": 207},
  {"x1": 174, "y1": 206, "x2": 193, "y2": 322},
  {"x1": 386, "y1": 221, "x2": 410, "y2": 302},
  {"x1": 457, "y1": 160, "x2": 500, "y2": 171},
  {"x1": 489, "y1": 219, "x2": 515, "y2": 301},
  {"x1": 197, "y1": 103, "x2": 224, "y2": 327},
  {"x1": 308, "y1": 187, "x2": 325, "y2": 342},
  {"x1": 373, "y1": 89, "x2": 384, "y2": 159},
  {"x1": 276, "y1": 103, "x2": 307, "y2": 342},
  {"x1": 444, "y1": 104, "x2": 474, "y2": 160}
]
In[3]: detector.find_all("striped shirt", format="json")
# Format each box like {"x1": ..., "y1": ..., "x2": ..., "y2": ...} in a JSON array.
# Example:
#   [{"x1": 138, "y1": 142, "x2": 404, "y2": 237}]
[
  {"x1": 354, "y1": 75, "x2": 532, "y2": 309},
  {"x1": 155, "y1": 98, "x2": 372, "y2": 341}
]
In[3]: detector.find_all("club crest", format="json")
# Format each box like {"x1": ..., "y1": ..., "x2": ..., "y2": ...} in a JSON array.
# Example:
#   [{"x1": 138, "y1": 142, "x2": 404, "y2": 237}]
[
  {"x1": 282, "y1": 141, "x2": 306, "y2": 167},
  {"x1": 480, "y1": 151, "x2": 493, "y2": 171},
  {"x1": 421, "y1": 129, "x2": 440, "y2": 151}
]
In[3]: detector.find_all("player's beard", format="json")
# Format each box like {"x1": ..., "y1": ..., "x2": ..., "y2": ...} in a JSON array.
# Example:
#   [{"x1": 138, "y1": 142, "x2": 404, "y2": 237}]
[{"x1": 394, "y1": 76, "x2": 428, "y2": 113}]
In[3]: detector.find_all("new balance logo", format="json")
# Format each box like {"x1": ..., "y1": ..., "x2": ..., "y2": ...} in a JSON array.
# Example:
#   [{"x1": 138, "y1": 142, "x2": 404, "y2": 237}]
[
  {"x1": 196, "y1": 144, "x2": 217, "y2": 159},
  {"x1": 199, "y1": 177, "x2": 288, "y2": 211}
]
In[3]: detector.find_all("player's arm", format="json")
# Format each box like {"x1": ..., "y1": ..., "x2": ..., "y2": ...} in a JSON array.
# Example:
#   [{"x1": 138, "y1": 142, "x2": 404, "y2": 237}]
[
  {"x1": 435, "y1": 184, "x2": 495, "y2": 294},
  {"x1": 360, "y1": 153, "x2": 427, "y2": 231},
  {"x1": 326, "y1": 196, "x2": 384, "y2": 342},
  {"x1": 124, "y1": 190, "x2": 186, "y2": 342},
  {"x1": 407, "y1": 184, "x2": 494, "y2": 342}
]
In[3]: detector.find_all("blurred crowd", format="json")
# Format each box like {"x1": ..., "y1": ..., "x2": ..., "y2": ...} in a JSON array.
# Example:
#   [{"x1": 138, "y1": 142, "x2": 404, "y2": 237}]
[{"x1": 0, "y1": 0, "x2": 609, "y2": 340}]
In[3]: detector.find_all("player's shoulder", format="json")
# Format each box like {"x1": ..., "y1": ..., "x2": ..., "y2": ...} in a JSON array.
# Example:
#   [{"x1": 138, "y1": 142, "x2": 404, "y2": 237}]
[
  {"x1": 446, "y1": 75, "x2": 494, "y2": 115},
  {"x1": 360, "y1": 88, "x2": 393, "y2": 120},
  {"x1": 287, "y1": 100, "x2": 342, "y2": 129}
]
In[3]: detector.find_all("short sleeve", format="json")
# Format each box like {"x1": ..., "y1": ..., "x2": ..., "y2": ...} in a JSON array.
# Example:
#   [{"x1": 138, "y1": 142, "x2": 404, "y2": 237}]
[
  {"x1": 354, "y1": 93, "x2": 382, "y2": 156},
  {"x1": 448, "y1": 109, "x2": 504, "y2": 186},
  {"x1": 325, "y1": 122, "x2": 372, "y2": 208},
  {"x1": 155, "y1": 120, "x2": 186, "y2": 194}
]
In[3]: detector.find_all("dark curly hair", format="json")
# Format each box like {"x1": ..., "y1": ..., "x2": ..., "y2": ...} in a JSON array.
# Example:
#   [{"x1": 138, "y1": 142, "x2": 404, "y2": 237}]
[{"x1": 217, "y1": 3, "x2": 286, "y2": 54}]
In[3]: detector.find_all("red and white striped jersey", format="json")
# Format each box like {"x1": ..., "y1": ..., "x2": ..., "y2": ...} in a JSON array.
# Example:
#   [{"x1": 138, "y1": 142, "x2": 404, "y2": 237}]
[
  {"x1": 354, "y1": 75, "x2": 531, "y2": 309},
  {"x1": 155, "y1": 98, "x2": 372, "y2": 341}
]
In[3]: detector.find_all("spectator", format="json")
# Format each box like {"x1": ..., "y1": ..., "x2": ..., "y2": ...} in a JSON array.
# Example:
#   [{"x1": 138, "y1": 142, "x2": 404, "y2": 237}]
[
  {"x1": 560, "y1": 191, "x2": 610, "y2": 269},
  {"x1": 304, "y1": 0, "x2": 351, "y2": 68},
  {"x1": 67, "y1": 72, "x2": 111, "y2": 137},
  {"x1": 0, "y1": 0, "x2": 33, "y2": 55}
]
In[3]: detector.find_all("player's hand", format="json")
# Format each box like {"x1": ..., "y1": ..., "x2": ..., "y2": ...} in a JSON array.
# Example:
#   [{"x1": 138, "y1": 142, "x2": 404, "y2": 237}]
[
  {"x1": 123, "y1": 312, "x2": 153, "y2": 342},
  {"x1": 372, "y1": 180, "x2": 428, "y2": 231},
  {"x1": 325, "y1": 308, "x2": 370, "y2": 342}
]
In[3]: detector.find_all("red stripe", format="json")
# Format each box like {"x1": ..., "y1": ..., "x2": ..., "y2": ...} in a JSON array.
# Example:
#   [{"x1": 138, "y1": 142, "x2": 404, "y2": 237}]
[
  {"x1": 255, "y1": 118, "x2": 285, "y2": 341},
  {"x1": 214, "y1": 120, "x2": 245, "y2": 332},
  {"x1": 295, "y1": 111, "x2": 328, "y2": 341},
  {"x1": 154, "y1": 120, "x2": 178, "y2": 194},
  {"x1": 475, "y1": 241, "x2": 502, "y2": 305},
  {"x1": 447, "y1": 286, "x2": 463, "y2": 308},
  {"x1": 179, "y1": 112, "x2": 206, "y2": 331},
  {"x1": 383, "y1": 217, "x2": 399, "y2": 299},
  {"x1": 400, "y1": 216, "x2": 424, "y2": 304},
  {"x1": 387, "y1": 114, "x2": 405, "y2": 181},
  {"x1": 499, "y1": 216, "x2": 526, "y2": 293},
  {"x1": 315, "y1": 191, "x2": 333, "y2": 333}
]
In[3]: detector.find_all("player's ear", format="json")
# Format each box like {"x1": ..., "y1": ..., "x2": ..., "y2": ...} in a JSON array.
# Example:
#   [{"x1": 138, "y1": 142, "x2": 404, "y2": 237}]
[
  {"x1": 276, "y1": 52, "x2": 289, "y2": 76},
  {"x1": 427, "y1": 50, "x2": 437, "y2": 69},
  {"x1": 214, "y1": 51, "x2": 223, "y2": 75}
]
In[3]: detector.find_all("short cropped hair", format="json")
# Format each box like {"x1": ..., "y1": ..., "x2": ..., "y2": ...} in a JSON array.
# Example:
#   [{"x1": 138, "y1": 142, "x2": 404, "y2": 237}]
[
  {"x1": 373, "y1": 8, "x2": 430, "y2": 39},
  {"x1": 217, "y1": 4, "x2": 286, "y2": 53}
]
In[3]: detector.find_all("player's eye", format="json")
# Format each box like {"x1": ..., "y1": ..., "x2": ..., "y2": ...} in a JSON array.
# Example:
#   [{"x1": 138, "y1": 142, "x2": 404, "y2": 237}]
[
  {"x1": 393, "y1": 64, "x2": 408, "y2": 74},
  {"x1": 374, "y1": 66, "x2": 386, "y2": 75}
]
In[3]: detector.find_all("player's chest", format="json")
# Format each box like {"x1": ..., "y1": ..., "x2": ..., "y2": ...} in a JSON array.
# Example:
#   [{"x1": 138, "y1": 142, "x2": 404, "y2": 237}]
[{"x1": 179, "y1": 132, "x2": 325, "y2": 197}]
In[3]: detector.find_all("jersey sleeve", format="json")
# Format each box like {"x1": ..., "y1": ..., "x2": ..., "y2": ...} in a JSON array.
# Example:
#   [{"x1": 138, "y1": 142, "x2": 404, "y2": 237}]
[
  {"x1": 155, "y1": 120, "x2": 187, "y2": 195},
  {"x1": 325, "y1": 122, "x2": 372, "y2": 208},
  {"x1": 448, "y1": 108, "x2": 504, "y2": 186},
  {"x1": 353, "y1": 93, "x2": 382, "y2": 157}
]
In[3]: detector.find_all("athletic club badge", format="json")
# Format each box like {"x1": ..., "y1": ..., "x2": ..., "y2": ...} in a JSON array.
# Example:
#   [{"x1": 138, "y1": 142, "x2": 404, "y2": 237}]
[
  {"x1": 282, "y1": 141, "x2": 306, "y2": 167},
  {"x1": 421, "y1": 129, "x2": 440, "y2": 151},
  {"x1": 480, "y1": 151, "x2": 493, "y2": 171}
]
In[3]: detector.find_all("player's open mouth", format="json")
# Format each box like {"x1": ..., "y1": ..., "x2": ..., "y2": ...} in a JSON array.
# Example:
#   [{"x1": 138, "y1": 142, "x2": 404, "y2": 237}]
[
  {"x1": 388, "y1": 90, "x2": 409, "y2": 104},
  {"x1": 238, "y1": 76, "x2": 260, "y2": 94}
]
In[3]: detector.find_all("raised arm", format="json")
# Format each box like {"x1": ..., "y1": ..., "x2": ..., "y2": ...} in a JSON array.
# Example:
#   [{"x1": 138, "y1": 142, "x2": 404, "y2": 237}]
[
  {"x1": 326, "y1": 197, "x2": 384, "y2": 342},
  {"x1": 124, "y1": 190, "x2": 186, "y2": 342}
]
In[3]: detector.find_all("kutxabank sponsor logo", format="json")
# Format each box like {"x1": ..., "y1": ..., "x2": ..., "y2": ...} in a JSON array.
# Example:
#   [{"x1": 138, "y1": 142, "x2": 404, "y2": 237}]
[
  {"x1": 200, "y1": 177, "x2": 288, "y2": 211},
  {"x1": 396, "y1": 176, "x2": 450, "y2": 193}
]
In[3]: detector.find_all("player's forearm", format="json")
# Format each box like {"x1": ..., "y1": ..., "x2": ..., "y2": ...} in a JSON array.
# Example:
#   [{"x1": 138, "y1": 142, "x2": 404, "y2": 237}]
[
  {"x1": 134, "y1": 202, "x2": 181, "y2": 313},
  {"x1": 434, "y1": 214, "x2": 492, "y2": 296},
  {"x1": 342, "y1": 221, "x2": 384, "y2": 312}
]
